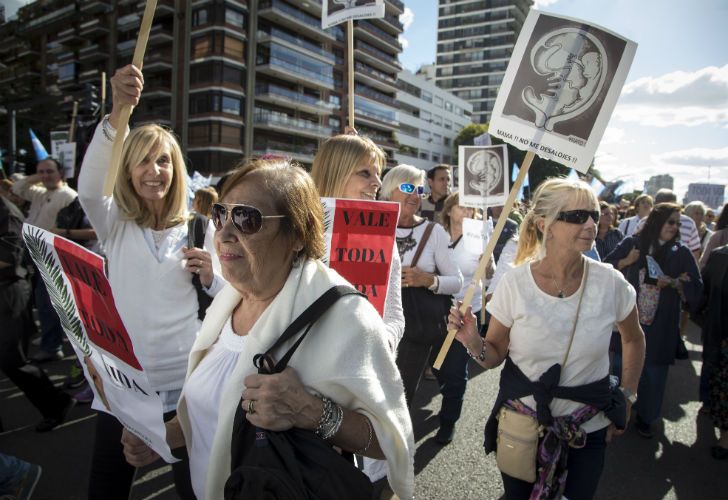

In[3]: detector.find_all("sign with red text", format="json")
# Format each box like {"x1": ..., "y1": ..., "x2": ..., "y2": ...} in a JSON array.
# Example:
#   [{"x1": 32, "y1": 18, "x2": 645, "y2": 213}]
[
  {"x1": 21, "y1": 225, "x2": 177, "y2": 463},
  {"x1": 322, "y1": 0, "x2": 385, "y2": 29},
  {"x1": 488, "y1": 10, "x2": 637, "y2": 173},
  {"x1": 321, "y1": 198, "x2": 399, "y2": 316}
]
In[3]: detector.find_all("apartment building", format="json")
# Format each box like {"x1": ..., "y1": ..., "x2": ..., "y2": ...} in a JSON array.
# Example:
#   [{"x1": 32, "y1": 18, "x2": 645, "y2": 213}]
[
  {"x1": 0, "y1": 0, "x2": 405, "y2": 175},
  {"x1": 394, "y1": 68, "x2": 472, "y2": 171},
  {"x1": 435, "y1": 0, "x2": 531, "y2": 124}
]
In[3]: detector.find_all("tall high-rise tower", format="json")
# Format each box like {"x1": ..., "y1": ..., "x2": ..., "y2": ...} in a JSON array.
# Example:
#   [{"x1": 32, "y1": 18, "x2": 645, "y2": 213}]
[{"x1": 435, "y1": 0, "x2": 532, "y2": 124}]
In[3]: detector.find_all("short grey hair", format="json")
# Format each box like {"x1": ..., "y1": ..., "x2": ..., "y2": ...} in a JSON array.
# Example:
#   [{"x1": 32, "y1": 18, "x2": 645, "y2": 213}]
[
  {"x1": 654, "y1": 189, "x2": 677, "y2": 204},
  {"x1": 380, "y1": 164, "x2": 426, "y2": 201},
  {"x1": 685, "y1": 200, "x2": 707, "y2": 217}
]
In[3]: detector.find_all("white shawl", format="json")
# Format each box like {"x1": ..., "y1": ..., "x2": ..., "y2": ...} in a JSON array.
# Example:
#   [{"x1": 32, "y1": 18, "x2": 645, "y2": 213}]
[{"x1": 177, "y1": 259, "x2": 415, "y2": 500}]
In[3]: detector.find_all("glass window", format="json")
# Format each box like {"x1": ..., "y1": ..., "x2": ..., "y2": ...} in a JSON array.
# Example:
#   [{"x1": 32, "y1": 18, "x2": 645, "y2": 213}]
[
  {"x1": 222, "y1": 95, "x2": 240, "y2": 115},
  {"x1": 221, "y1": 124, "x2": 240, "y2": 144},
  {"x1": 419, "y1": 151, "x2": 429, "y2": 160},
  {"x1": 433, "y1": 115, "x2": 442, "y2": 127},
  {"x1": 189, "y1": 123, "x2": 209, "y2": 144},
  {"x1": 329, "y1": 117, "x2": 341, "y2": 130},
  {"x1": 223, "y1": 65, "x2": 243, "y2": 85},
  {"x1": 225, "y1": 8, "x2": 244, "y2": 27},
  {"x1": 224, "y1": 36, "x2": 244, "y2": 59},
  {"x1": 444, "y1": 119, "x2": 453, "y2": 130},
  {"x1": 269, "y1": 43, "x2": 333, "y2": 86},
  {"x1": 444, "y1": 101, "x2": 453, "y2": 112},
  {"x1": 421, "y1": 90, "x2": 433, "y2": 103},
  {"x1": 420, "y1": 110, "x2": 432, "y2": 122},
  {"x1": 192, "y1": 8, "x2": 208, "y2": 26},
  {"x1": 192, "y1": 35, "x2": 212, "y2": 58},
  {"x1": 58, "y1": 62, "x2": 75, "y2": 81},
  {"x1": 329, "y1": 94, "x2": 341, "y2": 106},
  {"x1": 432, "y1": 153, "x2": 440, "y2": 163},
  {"x1": 434, "y1": 96, "x2": 443, "y2": 108}
]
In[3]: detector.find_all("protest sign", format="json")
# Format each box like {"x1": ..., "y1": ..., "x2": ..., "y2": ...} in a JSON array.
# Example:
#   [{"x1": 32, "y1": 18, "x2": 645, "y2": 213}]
[
  {"x1": 459, "y1": 145, "x2": 509, "y2": 209},
  {"x1": 322, "y1": 0, "x2": 385, "y2": 29},
  {"x1": 473, "y1": 132, "x2": 492, "y2": 147},
  {"x1": 321, "y1": 198, "x2": 399, "y2": 316},
  {"x1": 57, "y1": 142, "x2": 76, "y2": 179},
  {"x1": 488, "y1": 10, "x2": 637, "y2": 173},
  {"x1": 50, "y1": 130, "x2": 69, "y2": 158},
  {"x1": 22, "y1": 225, "x2": 177, "y2": 463},
  {"x1": 463, "y1": 217, "x2": 494, "y2": 256}
]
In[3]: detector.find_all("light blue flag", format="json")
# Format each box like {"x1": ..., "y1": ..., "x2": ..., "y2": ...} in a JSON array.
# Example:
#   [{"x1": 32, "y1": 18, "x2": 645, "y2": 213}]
[
  {"x1": 29, "y1": 129, "x2": 49, "y2": 161},
  {"x1": 514, "y1": 162, "x2": 529, "y2": 200},
  {"x1": 567, "y1": 168, "x2": 579, "y2": 181},
  {"x1": 590, "y1": 177, "x2": 606, "y2": 198},
  {"x1": 614, "y1": 179, "x2": 635, "y2": 196}
]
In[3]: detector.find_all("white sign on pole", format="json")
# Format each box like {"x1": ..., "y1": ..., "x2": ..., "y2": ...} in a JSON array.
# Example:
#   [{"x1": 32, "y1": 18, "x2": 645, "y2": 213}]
[
  {"x1": 50, "y1": 130, "x2": 69, "y2": 158},
  {"x1": 57, "y1": 142, "x2": 77, "y2": 179},
  {"x1": 488, "y1": 10, "x2": 637, "y2": 173},
  {"x1": 473, "y1": 133, "x2": 492, "y2": 146},
  {"x1": 686, "y1": 183, "x2": 725, "y2": 209},
  {"x1": 463, "y1": 217, "x2": 494, "y2": 255},
  {"x1": 322, "y1": 0, "x2": 385, "y2": 29},
  {"x1": 458, "y1": 145, "x2": 509, "y2": 209}
]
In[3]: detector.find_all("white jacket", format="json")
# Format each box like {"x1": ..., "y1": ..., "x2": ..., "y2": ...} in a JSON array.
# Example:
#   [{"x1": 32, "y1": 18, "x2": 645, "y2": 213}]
[{"x1": 177, "y1": 259, "x2": 415, "y2": 500}]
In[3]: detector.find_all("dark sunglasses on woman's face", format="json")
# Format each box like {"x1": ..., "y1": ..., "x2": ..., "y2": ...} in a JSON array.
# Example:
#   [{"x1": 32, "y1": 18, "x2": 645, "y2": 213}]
[
  {"x1": 211, "y1": 203, "x2": 286, "y2": 234},
  {"x1": 398, "y1": 183, "x2": 425, "y2": 196},
  {"x1": 665, "y1": 219, "x2": 682, "y2": 227},
  {"x1": 556, "y1": 209, "x2": 600, "y2": 224}
]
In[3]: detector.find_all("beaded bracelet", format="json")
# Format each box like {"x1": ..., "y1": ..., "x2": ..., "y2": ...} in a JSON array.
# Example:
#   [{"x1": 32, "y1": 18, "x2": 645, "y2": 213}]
[
  {"x1": 466, "y1": 337, "x2": 487, "y2": 362},
  {"x1": 315, "y1": 396, "x2": 343, "y2": 440},
  {"x1": 353, "y1": 416, "x2": 373, "y2": 455}
]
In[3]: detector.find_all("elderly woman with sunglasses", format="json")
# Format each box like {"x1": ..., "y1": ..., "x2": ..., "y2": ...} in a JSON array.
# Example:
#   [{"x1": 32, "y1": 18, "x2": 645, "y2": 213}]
[
  {"x1": 449, "y1": 178, "x2": 645, "y2": 500},
  {"x1": 122, "y1": 158, "x2": 414, "y2": 500},
  {"x1": 605, "y1": 203, "x2": 702, "y2": 439},
  {"x1": 379, "y1": 165, "x2": 462, "y2": 408},
  {"x1": 79, "y1": 65, "x2": 224, "y2": 499}
]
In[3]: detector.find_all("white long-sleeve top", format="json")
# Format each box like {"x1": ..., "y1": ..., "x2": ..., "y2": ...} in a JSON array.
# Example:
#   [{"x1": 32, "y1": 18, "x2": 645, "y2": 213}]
[
  {"x1": 397, "y1": 219, "x2": 462, "y2": 295},
  {"x1": 382, "y1": 247, "x2": 405, "y2": 351},
  {"x1": 78, "y1": 122, "x2": 224, "y2": 400},
  {"x1": 12, "y1": 176, "x2": 76, "y2": 230},
  {"x1": 450, "y1": 236, "x2": 484, "y2": 313}
]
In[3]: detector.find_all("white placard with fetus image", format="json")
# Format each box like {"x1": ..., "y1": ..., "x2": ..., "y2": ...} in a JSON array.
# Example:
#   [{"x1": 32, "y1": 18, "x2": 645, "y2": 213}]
[
  {"x1": 488, "y1": 9, "x2": 637, "y2": 173},
  {"x1": 458, "y1": 145, "x2": 509, "y2": 209}
]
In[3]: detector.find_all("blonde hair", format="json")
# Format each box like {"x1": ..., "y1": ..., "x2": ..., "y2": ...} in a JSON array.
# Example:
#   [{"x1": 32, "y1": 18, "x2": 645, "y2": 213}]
[
  {"x1": 113, "y1": 124, "x2": 188, "y2": 228},
  {"x1": 514, "y1": 178, "x2": 598, "y2": 265},
  {"x1": 221, "y1": 158, "x2": 325, "y2": 262},
  {"x1": 192, "y1": 187, "x2": 218, "y2": 218},
  {"x1": 311, "y1": 134, "x2": 386, "y2": 197},
  {"x1": 380, "y1": 164, "x2": 425, "y2": 201}
]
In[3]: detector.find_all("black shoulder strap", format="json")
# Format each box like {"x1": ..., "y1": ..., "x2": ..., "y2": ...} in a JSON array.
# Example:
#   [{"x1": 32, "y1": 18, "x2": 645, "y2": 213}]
[
  {"x1": 188, "y1": 212, "x2": 208, "y2": 249},
  {"x1": 254, "y1": 285, "x2": 363, "y2": 374}
]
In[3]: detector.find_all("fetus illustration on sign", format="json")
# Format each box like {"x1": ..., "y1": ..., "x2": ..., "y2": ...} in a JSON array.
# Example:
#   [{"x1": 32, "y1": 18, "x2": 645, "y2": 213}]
[
  {"x1": 522, "y1": 28, "x2": 608, "y2": 131},
  {"x1": 464, "y1": 148, "x2": 504, "y2": 198}
]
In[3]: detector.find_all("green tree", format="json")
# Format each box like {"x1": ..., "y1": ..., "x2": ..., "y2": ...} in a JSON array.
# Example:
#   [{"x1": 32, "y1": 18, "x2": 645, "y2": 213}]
[{"x1": 453, "y1": 123, "x2": 489, "y2": 162}]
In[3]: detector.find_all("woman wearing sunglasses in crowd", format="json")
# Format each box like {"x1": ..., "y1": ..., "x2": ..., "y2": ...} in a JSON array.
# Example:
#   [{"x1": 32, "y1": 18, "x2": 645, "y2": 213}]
[
  {"x1": 379, "y1": 165, "x2": 462, "y2": 409},
  {"x1": 122, "y1": 158, "x2": 414, "y2": 500},
  {"x1": 449, "y1": 178, "x2": 645, "y2": 500},
  {"x1": 78, "y1": 65, "x2": 224, "y2": 499},
  {"x1": 605, "y1": 203, "x2": 702, "y2": 439}
]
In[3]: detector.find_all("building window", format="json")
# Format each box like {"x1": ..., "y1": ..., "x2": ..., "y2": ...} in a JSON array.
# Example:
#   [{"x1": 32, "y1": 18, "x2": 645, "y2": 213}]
[
  {"x1": 419, "y1": 151, "x2": 429, "y2": 160},
  {"x1": 444, "y1": 101, "x2": 453, "y2": 112},
  {"x1": 421, "y1": 90, "x2": 433, "y2": 103},
  {"x1": 329, "y1": 117, "x2": 341, "y2": 130},
  {"x1": 225, "y1": 8, "x2": 245, "y2": 27},
  {"x1": 444, "y1": 137, "x2": 450, "y2": 146},
  {"x1": 58, "y1": 62, "x2": 75, "y2": 82},
  {"x1": 222, "y1": 65, "x2": 243, "y2": 85},
  {"x1": 329, "y1": 94, "x2": 341, "y2": 107},
  {"x1": 221, "y1": 124, "x2": 240, "y2": 144},
  {"x1": 224, "y1": 36, "x2": 244, "y2": 59},
  {"x1": 420, "y1": 110, "x2": 432, "y2": 122},
  {"x1": 433, "y1": 115, "x2": 442, "y2": 127},
  {"x1": 222, "y1": 95, "x2": 241, "y2": 115},
  {"x1": 192, "y1": 8, "x2": 208, "y2": 26},
  {"x1": 432, "y1": 153, "x2": 440, "y2": 163},
  {"x1": 192, "y1": 35, "x2": 212, "y2": 58},
  {"x1": 444, "y1": 119, "x2": 452, "y2": 130},
  {"x1": 434, "y1": 96, "x2": 443, "y2": 108}
]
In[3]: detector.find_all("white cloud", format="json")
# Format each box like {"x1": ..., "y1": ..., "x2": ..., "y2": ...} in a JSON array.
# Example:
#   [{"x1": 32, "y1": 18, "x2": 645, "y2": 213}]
[
  {"x1": 400, "y1": 7, "x2": 414, "y2": 31},
  {"x1": 652, "y1": 147, "x2": 728, "y2": 167},
  {"x1": 533, "y1": 0, "x2": 561, "y2": 8},
  {"x1": 399, "y1": 35, "x2": 409, "y2": 50},
  {"x1": 614, "y1": 65, "x2": 728, "y2": 127},
  {"x1": 600, "y1": 127, "x2": 626, "y2": 145}
]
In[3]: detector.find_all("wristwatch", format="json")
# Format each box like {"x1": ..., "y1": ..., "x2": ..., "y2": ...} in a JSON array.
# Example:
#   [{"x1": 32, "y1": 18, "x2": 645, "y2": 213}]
[
  {"x1": 620, "y1": 387, "x2": 637, "y2": 404},
  {"x1": 428, "y1": 275, "x2": 439, "y2": 292}
]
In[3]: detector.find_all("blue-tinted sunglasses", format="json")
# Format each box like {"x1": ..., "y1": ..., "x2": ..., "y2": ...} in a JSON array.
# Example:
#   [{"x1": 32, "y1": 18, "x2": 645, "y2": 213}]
[{"x1": 399, "y1": 183, "x2": 425, "y2": 196}]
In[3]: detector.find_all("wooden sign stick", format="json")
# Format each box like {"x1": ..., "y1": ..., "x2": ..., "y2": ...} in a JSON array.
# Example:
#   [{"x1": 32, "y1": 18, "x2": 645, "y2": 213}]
[
  {"x1": 347, "y1": 19, "x2": 355, "y2": 130},
  {"x1": 433, "y1": 150, "x2": 535, "y2": 369},
  {"x1": 102, "y1": 0, "x2": 158, "y2": 196}
]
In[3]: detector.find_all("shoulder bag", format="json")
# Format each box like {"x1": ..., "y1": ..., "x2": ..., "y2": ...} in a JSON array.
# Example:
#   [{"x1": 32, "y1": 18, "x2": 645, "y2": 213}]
[
  {"x1": 188, "y1": 212, "x2": 213, "y2": 320},
  {"x1": 496, "y1": 260, "x2": 589, "y2": 483},
  {"x1": 400, "y1": 222, "x2": 453, "y2": 346},
  {"x1": 224, "y1": 285, "x2": 374, "y2": 500}
]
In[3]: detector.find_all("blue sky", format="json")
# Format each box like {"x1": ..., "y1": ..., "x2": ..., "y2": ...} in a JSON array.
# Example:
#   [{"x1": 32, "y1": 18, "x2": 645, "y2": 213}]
[{"x1": 400, "y1": 0, "x2": 728, "y2": 204}]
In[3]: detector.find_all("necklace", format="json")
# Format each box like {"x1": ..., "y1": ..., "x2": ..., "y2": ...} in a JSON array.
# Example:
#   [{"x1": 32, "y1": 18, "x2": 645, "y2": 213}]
[
  {"x1": 396, "y1": 226, "x2": 416, "y2": 257},
  {"x1": 547, "y1": 258, "x2": 584, "y2": 299}
]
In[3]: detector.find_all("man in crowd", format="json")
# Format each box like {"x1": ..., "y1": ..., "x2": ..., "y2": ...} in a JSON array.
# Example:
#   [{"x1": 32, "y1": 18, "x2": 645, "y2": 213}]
[
  {"x1": 11, "y1": 158, "x2": 77, "y2": 361},
  {"x1": 419, "y1": 164, "x2": 451, "y2": 223},
  {"x1": 619, "y1": 194, "x2": 653, "y2": 237}
]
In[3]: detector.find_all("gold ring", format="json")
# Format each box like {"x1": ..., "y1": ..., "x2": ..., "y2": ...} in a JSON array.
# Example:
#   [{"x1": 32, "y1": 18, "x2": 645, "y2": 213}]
[{"x1": 247, "y1": 399, "x2": 256, "y2": 415}]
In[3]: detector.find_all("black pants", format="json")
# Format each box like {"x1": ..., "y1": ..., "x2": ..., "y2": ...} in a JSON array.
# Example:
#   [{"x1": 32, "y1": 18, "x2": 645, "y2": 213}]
[
  {"x1": 395, "y1": 338, "x2": 432, "y2": 408},
  {"x1": 0, "y1": 279, "x2": 71, "y2": 419},
  {"x1": 88, "y1": 411, "x2": 194, "y2": 500},
  {"x1": 500, "y1": 427, "x2": 608, "y2": 500}
]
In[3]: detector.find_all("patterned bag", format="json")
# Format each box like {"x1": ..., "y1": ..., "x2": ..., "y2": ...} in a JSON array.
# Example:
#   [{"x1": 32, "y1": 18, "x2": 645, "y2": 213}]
[{"x1": 637, "y1": 268, "x2": 660, "y2": 326}]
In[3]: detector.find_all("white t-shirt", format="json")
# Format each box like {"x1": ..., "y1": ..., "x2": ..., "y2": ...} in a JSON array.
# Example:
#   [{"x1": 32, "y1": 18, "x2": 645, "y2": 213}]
[
  {"x1": 182, "y1": 317, "x2": 246, "y2": 499},
  {"x1": 486, "y1": 258, "x2": 635, "y2": 432}
]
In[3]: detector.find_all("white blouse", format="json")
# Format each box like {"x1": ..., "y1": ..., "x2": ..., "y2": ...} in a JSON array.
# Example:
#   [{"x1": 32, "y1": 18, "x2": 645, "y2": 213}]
[{"x1": 183, "y1": 316, "x2": 247, "y2": 500}]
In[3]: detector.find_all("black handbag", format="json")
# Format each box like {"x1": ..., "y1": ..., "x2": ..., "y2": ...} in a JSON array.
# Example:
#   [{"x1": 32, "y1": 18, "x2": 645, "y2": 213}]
[
  {"x1": 224, "y1": 285, "x2": 374, "y2": 500},
  {"x1": 401, "y1": 222, "x2": 452, "y2": 346}
]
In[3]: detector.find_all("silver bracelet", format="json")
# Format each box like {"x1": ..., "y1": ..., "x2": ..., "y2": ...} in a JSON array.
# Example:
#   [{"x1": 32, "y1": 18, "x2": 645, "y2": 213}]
[
  {"x1": 101, "y1": 115, "x2": 116, "y2": 142},
  {"x1": 466, "y1": 337, "x2": 487, "y2": 362},
  {"x1": 353, "y1": 416, "x2": 373, "y2": 455},
  {"x1": 315, "y1": 396, "x2": 343, "y2": 440}
]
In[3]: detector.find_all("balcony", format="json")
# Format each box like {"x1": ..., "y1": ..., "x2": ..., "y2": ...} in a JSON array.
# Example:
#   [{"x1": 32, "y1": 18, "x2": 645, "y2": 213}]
[
  {"x1": 57, "y1": 27, "x2": 85, "y2": 45},
  {"x1": 136, "y1": 0, "x2": 175, "y2": 16},
  {"x1": 117, "y1": 13, "x2": 141, "y2": 32},
  {"x1": 117, "y1": 39, "x2": 136, "y2": 56},
  {"x1": 260, "y1": 28, "x2": 335, "y2": 64},
  {"x1": 81, "y1": 0, "x2": 112, "y2": 14},
  {"x1": 354, "y1": 61, "x2": 397, "y2": 93},
  {"x1": 145, "y1": 50, "x2": 174, "y2": 72},
  {"x1": 254, "y1": 108, "x2": 332, "y2": 139},
  {"x1": 78, "y1": 68, "x2": 100, "y2": 84},
  {"x1": 355, "y1": 84, "x2": 396, "y2": 106},
  {"x1": 79, "y1": 44, "x2": 108, "y2": 63},
  {"x1": 378, "y1": 13, "x2": 404, "y2": 35},
  {"x1": 356, "y1": 21, "x2": 402, "y2": 53},
  {"x1": 257, "y1": 56, "x2": 334, "y2": 91},
  {"x1": 80, "y1": 18, "x2": 110, "y2": 38},
  {"x1": 148, "y1": 25, "x2": 174, "y2": 46},
  {"x1": 252, "y1": 139, "x2": 317, "y2": 164},
  {"x1": 20, "y1": 4, "x2": 76, "y2": 34},
  {"x1": 259, "y1": 0, "x2": 336, "y2": 43},
  {"x1": 255, "y1": 84, "x2": 335, "y2": 115},
  {"x1": 354, "y1": 41, "x2": 401, "y2": 74},
  {"x1": 388, "y1": 0, "x2": 405, "y2": 14}
]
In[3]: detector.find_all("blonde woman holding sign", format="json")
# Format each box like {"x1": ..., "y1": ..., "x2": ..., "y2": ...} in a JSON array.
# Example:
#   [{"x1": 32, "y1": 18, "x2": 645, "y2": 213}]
[
  {"x1": 449, "y1": 178, "x2": 645, "y2": 500},
  {"x1": 79, "y1": 65, "x2": 224, "y2": 499}
]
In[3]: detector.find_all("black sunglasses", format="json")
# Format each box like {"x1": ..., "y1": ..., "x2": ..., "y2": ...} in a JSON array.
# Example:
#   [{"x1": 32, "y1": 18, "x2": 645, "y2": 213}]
[
  {"x1": 666, "y1": 219, "x2": 682, "y2": 227},
  {"x1": 556, "y1": 209, "x2": 600, "y2": 224},
  {"x1": 211, "y1": 203, "x2": 286, "y2": 234}
]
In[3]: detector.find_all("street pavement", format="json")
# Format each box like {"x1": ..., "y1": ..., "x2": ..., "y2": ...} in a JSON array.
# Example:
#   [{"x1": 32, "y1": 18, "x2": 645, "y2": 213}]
[{"x1": 1, "y1": 320, "x2": 726, "y2": 499}]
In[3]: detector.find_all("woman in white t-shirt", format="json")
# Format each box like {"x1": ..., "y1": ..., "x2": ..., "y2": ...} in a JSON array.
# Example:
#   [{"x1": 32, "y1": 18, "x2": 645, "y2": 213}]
[{"x1": 448, "y1": 178, "x2": 645, "y2": 500}]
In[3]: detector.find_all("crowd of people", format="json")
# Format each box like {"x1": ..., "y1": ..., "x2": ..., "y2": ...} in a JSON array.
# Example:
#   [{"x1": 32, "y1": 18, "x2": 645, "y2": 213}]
[{"x1": 1, "y1": 64, "x2": 727, "y2": 500}]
